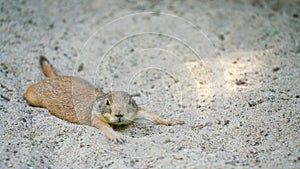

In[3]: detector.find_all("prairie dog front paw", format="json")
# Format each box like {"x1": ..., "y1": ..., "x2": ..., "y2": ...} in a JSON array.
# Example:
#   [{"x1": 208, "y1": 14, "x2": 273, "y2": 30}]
[{"x1": 105, "y1": 128, "x2": 125, "y2": 143}]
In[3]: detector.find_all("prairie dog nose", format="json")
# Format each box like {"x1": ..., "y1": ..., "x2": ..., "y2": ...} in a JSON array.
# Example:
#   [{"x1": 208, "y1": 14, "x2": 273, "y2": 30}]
[{"x1": 115, "y1": 114, "x2": 123, "y2": 118}]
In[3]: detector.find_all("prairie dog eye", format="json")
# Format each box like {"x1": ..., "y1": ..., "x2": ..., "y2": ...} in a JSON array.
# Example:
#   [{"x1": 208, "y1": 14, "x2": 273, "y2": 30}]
[{"x1": 106, "y1": 99, "x2": 110, "y2": 106}]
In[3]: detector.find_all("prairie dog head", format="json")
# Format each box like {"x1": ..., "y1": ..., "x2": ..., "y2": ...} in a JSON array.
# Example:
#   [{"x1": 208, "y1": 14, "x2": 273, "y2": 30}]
[{"x1": 93, "y1": 91, "x2": 139, "y2": 125}]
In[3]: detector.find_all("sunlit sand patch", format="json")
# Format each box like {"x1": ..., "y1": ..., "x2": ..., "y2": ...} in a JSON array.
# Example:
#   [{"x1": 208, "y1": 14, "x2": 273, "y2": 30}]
[
  {"x1": 184, "y1": 49, "x2": 275, "y2": 99},
  {"x1": 220, "y1": 50, "x2": 273, "y2": 95}
]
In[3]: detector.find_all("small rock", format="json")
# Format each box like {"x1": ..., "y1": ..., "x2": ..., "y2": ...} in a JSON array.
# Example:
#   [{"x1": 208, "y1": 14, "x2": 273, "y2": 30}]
[
  {"x1": 224, "y1": 119, "x2": 230, "y2": 125},
  {"x1": 239, "y1": 122, "x2": 243, "y2": 127},
  {"x1": 269, "y1": 88, "x2": 275, "y2": 92},
  {"x1": 130, "y1": 159, "x2": 139, "y2": 166},
  {"x1": 77, "y1": 63, "x2": 84, "y2": 72},
  {"x1": 251, "y1": 141, "x2": 259, "y2": 146},
  {"x1": 235, "y1": 78, "x2": 248, "y2": 86},
  {"x1": 218, "y1": 34, "x2": 225, "y2": 41},
  {"x1": 20, "y1": 118, "x2": 26, "y2": 122},
  {"x1": 174, "y1": 156, "x2": 183, "y2": 160},
  {"x1": 54, "y1": 46, "x2": 59, "y2": 50},
  {"x1": 248, "y1": 100, "x2": 257, "y2": 107},
  {"x1": 7, "y1": 163, "x2": 13, "y2": 168},
  {"x1": 281, "y1": 95, "x2": 290, "y2": 100},
  {"x1": 49, "y1": 24, "x2": 54, "y2": 29},
  {"x1": 272, "y1": 67, "x2": 280, "y2": 72},
  {"x1": 192, "y1": 122, "x2": 208, "y2": 129},
  {"x1": 163, "y1": 139, "x2": 171, "y2": 144},
  {"x1": 257, "y1": 99, "x2": 263, "y2": 104}
]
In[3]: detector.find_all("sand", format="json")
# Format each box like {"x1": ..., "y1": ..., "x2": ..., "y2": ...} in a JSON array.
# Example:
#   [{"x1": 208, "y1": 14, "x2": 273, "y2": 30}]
[{"x1": 1, "y1": 0, "x2": 299, "y2": 168}]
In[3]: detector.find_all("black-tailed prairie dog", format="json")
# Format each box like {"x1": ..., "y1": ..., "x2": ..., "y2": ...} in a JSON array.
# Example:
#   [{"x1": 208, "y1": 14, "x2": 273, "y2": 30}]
[{"x1": 25, "y1": 56, "x2": 184, "y2": 142}]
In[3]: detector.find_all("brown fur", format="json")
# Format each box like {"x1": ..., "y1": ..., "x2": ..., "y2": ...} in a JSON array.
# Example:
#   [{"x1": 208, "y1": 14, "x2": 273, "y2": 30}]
[{"x1": 25, "y1": 56, "x2": 184, "y2": 142}]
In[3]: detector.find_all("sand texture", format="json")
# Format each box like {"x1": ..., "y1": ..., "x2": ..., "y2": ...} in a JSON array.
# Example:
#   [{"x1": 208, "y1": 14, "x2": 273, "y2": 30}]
[{"x1": 1, "y1": 0, "x2": 300, "y2": 168}]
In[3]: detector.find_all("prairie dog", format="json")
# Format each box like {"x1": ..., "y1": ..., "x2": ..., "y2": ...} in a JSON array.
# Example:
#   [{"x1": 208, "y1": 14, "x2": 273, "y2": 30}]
[{"x1": 25, "y1": 56, "x2": 184, "y2": 142}]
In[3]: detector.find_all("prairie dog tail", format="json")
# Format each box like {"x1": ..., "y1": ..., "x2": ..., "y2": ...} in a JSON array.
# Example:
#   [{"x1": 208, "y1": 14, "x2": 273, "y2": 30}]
[{"x1": 39, "y1": 56, "x2": 58, "y2": 77}]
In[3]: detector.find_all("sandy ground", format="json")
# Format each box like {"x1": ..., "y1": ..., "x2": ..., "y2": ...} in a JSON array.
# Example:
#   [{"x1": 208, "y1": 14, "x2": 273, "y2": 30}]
[{"x1": 1, "y1": 0, "x2": 300, "y2": 168}]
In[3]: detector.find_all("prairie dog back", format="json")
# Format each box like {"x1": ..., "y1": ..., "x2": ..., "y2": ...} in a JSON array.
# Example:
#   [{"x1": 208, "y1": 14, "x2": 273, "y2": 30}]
[
  {"x1": 26, "y1": 76, "x2": 97, "y2": 124},
  {"x1": 25, "y1": 56, "x2": 103, "y2": 124}
]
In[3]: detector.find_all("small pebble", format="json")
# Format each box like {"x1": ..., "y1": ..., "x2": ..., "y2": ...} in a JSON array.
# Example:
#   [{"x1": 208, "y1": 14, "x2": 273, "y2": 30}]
[
  {"x1": 248, "y1": 100, "x2": 257, "y2": 107},
  {"x1": 293, "y1": 14, "x2": 299, "y2": 18},
  {"x1": 251, "y1": 141, "x2": 259, "y2": 146},
  {"x1": 272, "y1": 67, "x2": 280, "y2": 72},
  {"x1": 7, "y1": 163, "x2": 13, "y2": 168},
  {"x1": 77, "y1": 63, "x2": 84, "y2": 72},
  {"x1": 218, "y1": 34, "x2": 225, "y2": 41},
  {"x1": 257, "y1": 99, "x2": 263, "y2": 104},
  {"x1": 235, "y1": 78, "x2": 248, "y2": 86},
  {"x1": 224, "y1": 119, "x2": 230, "y2": 125},
  {"x1": 163, "y1": 139, "x2": 171, "y2": 144},
  {"x1": 281, "y1": 95, "x2": 290, "y2": 100}
]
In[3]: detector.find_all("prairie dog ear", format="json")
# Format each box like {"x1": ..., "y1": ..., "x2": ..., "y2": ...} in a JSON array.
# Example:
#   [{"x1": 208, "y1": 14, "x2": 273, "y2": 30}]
[
  {"x1": 95, "y1": 87, "x2": 105, "y2": 97},
  {"x1": 92, "y1": 94, "x2": 111, "y2": 115},
  {"x1": 92, "y1": 94, "x2": 109, "y2": 115},
  {"x1": 95, "y1": 93, "x2": 110, "y2": 102}
]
